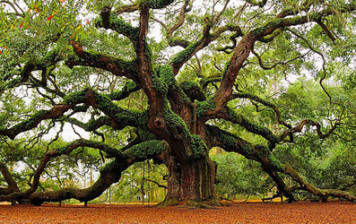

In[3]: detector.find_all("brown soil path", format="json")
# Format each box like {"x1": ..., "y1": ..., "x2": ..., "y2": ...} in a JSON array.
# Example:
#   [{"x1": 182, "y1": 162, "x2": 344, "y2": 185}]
[{"x1": 0, "y1": 201, "x2": 355, "y2": 223}]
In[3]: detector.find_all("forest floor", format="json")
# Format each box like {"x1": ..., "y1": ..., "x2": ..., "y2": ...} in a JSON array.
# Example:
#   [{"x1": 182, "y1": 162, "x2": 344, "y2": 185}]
[{"x1": 0, "y1": 201, "x2": 355, "y2": 223}]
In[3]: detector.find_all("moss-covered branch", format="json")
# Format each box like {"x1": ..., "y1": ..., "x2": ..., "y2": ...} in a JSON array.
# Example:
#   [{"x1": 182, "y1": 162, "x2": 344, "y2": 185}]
[
  {"x1": 213, "y1": 2, "x2": 356, "y2": 109},
  {"x1": 252, "y1": 2, "x2": 356, "y2": 39},
  {"x1": 107, "y1": 80, "x2": 140, "y2": 101},
  {"x1": 0, "y1": 105, "x2": 71, "y2": 140},
  {"x1": 116, "y1": 0, "x2": 175, "y2": 15},
  {"x1": 0, "y1": 88, "x2": 146, "y2": 140},
  {"x1": 1, "y1": 49, "x2": 62, "y2": 95},
  {"x1": 283, "y1": 165, "x2": 356, "y2": 202},
  {"x1": 245, "y1": 0, "x2": 267, "y2": 8},
  {"x1": 1, "y1": 139, "x2": 169, "y2": 204},
  {"x1": 64, "y1": 88, "x2": 145, "y2": 129},
  {"x1": 0, "y1": 139, "x2": 124, "y2": 201},
  {"x1": 97, "y1": 8, "x2": 139, "y2": 45},
  {"x1": 171, "y1": 24, "x2": 242, "y2": 75},
  {"x1": 68, "y1": 41, "x2": 139, "y2": 82},
  {"x1": 65, "y1": 116, "x2": 112, "y2": 132},
  {"x1": 223, "y1": 107, "x2": 280, "y2": 149},
  {"x1": 206, "y1": 125, "x2": 294, "y2": 200},
  {"x1": 180, "y1": 81, "x2": 206, "y2": 102},
  {"x1": 206, "y1": 125, "x2": 356, "y2": 202}
]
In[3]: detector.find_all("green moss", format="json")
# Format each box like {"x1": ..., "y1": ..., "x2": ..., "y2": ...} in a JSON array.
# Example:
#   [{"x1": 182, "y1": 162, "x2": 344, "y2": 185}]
[
  {"x1": 180, "y1": 81, "x2": 199, "y2": 91},
  {"x1": 180, "y1": 81, "x2": 206, "y2": 101},
  {"x1": 227, "y1": 108, "x2": 279, "y2": 144},
  {"x1": 140, "y1": 0, "x2": 174, "y2": 9},
  {"x1": 171, "y1": 42, "x2": 200, "y2": 65},
  {"x1": 63, "y1": 90, "x2": 86, "y2": 105},
  {"x1": 108, "y1": 81, "x2": 138, "y2": 100},
  {"x1": 23, "y1": 110, "x2": 48, "y2": 129},
  {"x1": 124, "y1": 140, "x2": 167, "y2": 159},
  {"x1": 137, "y1": 128, "x2": 157, "y2": 141},
  {"x1": 110, "y1": 15, "x2": 140, "y2": 41},
  {"x1": 57, "y1": 144, "x2": 72, "y2": 154},
  {"x1": 100, "y1": 159, "x2": 123, "y2": 175},
  {"x1": 96, "y1": 93, "x2": 120, "y2": 115},
  {"x1": 181, "y1": 91, "x2": 191, "y2": 104},
  {"x1": 159, "y1": 64, "x2": 177, "y2": 89},
  {"x1": 255, "y1": 145, "x2": 269, "y2": 158},
  {"x1": 190, "y1": 134, "x2": 208, "y2": 159},
  {"x1": 145, "y1": 44, "x2": 153, "y2": 60},
  {"x1": 268, "y1": 153, "x2": 284, "y2": 171},
  {"x1": 152, "y1": 72, "x2": 168, "y2": 95},
  {"x1": 196, "y1": 101, "x2": 216, "y2": 117},
  {"x1": 207, "y1": 125, "x2": 253, "y2": 155},
  {"x1": 163, "y1": 101, "x2": 187, "y2": 129},
  {"x1": 222, "y1": 61, "x2": 231, "y2": 77}
]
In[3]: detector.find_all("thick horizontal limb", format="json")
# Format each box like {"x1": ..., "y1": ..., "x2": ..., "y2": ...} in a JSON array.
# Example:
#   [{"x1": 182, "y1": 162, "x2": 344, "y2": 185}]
[
  {"x1": 0, "y1": 88, "x2": 145, "y2": 140},
  {"x1": 207, "y1": 125, "x2": 355, "y2": 202},
  {"x1": 107, "y1": 81, "x2": 140, "y2": 101},
  {"x1": 3, "y1": 140, "x2": 168, "y2": 204},
  {"x1": 69, "y1": 41, "x2": 139, "y2": 82},
  {"x1": 116, "y1": 0, "x2": 175, "y2": 15},
  {"x1": 219, "y1": 107, "x2": 280, "y2": 149},
  {"x1": 0, "y1": 105, "x2": 71, "y2": 139},
  {"x1": 206, "y1": 125, "x2": 294, "y2": 200},
  {"x1": 284, "y1": 165, "x2": 356, "y2": 202},
  {"x1": 0, "y1": 138, "x2": 168, "y2": 203}
]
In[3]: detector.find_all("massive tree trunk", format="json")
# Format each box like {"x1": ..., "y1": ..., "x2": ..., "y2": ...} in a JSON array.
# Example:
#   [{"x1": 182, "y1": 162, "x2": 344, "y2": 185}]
[{"x1": 162, "y1": 151, "x2": 216, "y2": 206}]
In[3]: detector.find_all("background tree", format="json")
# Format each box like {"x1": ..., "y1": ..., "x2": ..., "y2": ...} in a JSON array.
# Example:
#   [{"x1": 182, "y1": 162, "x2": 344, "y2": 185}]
[{"x1": 0, "y1": 0, "x2": 355, "y2": 206}]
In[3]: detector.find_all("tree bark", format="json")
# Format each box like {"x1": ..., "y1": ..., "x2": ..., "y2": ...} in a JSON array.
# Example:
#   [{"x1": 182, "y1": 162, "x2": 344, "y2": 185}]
[{"x1": 160, "y1": 153, "x2": 217, "y2": 207}]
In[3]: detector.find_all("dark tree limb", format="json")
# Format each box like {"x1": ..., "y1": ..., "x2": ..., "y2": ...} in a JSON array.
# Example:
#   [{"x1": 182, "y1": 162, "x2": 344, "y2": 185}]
[
  {"x1": 0, "y1": 139, "x2": 168, "y2": 204},
  {"x1": 206, "y1": 125, "x2": 356, "y2": 202},
  {"x1": 231, "y1": 92, "x2": 291, "y2": 128},
  {"x1": 0, "y1": 105, "x2": 71, "y2": 139},
  {"x1": 116, "y1": 0, "x2": 174, "y2": 15},
  {"x1": 251, "y1": 48, "x2": 310, "y2": 70},
  {"x1": 171, "y1": 24, "x2": 243, "y2": 75},
  {"x1": 212, "y1": 2, "x2": 356, "y2": 110},
  {"x1": 218, "y1": 107, "x2": 280, "y2": 149},
  {"x1": 107, "y1": 81, "x2": 140, "y2": 101},
  {"x1": 283, "y1": 165, "x2": 356, "y2": 202},
  {"x1": 68, "y1": 41, "x2": 139, "y2": 82},
  {"x1": 0, "y1": 162, "x2": 19, "y2": 193},
  {"x1": 280, "y1": 119, "x2": 339, "y2": 141},
  {"x1": 245, "y1": 0, "x2": 267, "y2": 8},
  {"x1": 316, "y1": 19, "x2": 336, "y2": 42},
  {"x1": 0, "y1": 88, "x2": 146, "y2": 140}
]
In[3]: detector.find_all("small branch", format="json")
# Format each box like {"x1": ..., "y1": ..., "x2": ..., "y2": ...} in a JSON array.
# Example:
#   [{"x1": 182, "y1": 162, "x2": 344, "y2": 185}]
[
  {"x1": 280, "y1": 119, "x2": 339, "y2": 141},
  {"x1": 251, "y1": 48, "x2": 310, "y2": 70},
  {"x1": 231, "y1": 92, "x2": 291, "y2": 128},
  {"x1": 143, "y1": 177, "x2": 167, "y2": 189},
  {"x1": 316, "y1": 19, "x2": 336, "y2": 42}
]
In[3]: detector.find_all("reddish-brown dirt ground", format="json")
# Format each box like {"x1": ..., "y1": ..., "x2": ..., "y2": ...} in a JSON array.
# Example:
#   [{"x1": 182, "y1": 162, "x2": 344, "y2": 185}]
[{"x1": 0, "y1": 201, "x2": 355, "y2": 223}]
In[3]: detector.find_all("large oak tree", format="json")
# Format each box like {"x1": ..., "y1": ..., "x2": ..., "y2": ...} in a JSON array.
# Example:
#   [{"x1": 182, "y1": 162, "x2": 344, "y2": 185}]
[{"x1": 0, "y1": 0, "x2": 355, "y2": 206}]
